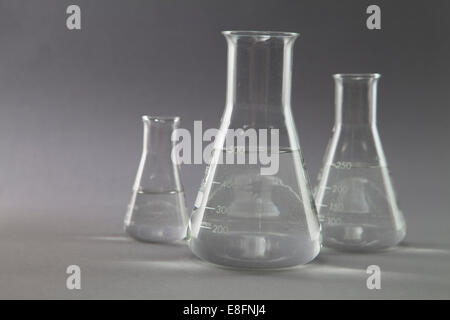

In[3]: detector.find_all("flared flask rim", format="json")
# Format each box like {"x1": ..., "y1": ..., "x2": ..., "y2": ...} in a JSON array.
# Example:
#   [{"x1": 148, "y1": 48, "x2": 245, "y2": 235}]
[
  {"x1": 142, "y1": 115, "x2": 180, "y2": 123},
  {"x1": 333, "y1": 73, "x2": 381, "y2": 80},
  {"x1": 222, "y1": 30, "x2": 299, "y2": 38}
]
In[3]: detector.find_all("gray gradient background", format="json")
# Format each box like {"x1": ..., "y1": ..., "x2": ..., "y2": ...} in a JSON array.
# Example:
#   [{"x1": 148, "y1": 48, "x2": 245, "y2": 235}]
[{"x1": 0, "y1": 0, "x2": 449, "y2": 299}]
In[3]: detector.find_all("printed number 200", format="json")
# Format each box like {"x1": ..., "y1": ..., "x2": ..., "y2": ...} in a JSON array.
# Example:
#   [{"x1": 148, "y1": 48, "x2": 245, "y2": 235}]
[{"x1": 212, "y1": 224, "x2": 229, "y2": 233}]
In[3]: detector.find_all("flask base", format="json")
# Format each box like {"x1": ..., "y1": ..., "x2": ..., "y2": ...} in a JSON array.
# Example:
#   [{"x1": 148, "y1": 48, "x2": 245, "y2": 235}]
[
  {"x1": 322, "y1": 224, "x2": 406, "y2": 252},
  {"x1": 189, "y1": 232, "x2": 320, "y2": 269},
  {"x1": 125, "y1": 224, "x2": 187, "y2": 243}
]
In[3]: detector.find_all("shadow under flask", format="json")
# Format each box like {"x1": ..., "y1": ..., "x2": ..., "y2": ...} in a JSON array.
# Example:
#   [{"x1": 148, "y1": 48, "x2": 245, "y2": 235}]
[
  {"x1": 188, "y1": 31, "x2": 321, "y2": 269},
  {"x1": 315, "y1": 74, "x2": 406, "y2": 251},
  {"x1": 124, "y1": 116, "x2": 188, "y2": 242}
]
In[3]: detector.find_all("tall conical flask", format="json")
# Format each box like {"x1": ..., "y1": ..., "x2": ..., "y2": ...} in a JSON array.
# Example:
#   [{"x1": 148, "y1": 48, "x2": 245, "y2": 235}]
[
  {"x1": 315, "y1": 74, "x2": 406, "y2": 251},
  {"x1": 124, "y1": 116, "x2": 188, "y2": 243},
  {"x1": 188, "y1": 31, "x2": 321, "y2": 269}
]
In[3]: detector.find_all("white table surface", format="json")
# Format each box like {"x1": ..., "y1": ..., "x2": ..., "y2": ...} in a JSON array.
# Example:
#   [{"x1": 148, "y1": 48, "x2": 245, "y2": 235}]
[{"x1": 1, "y1": 206, "x2": 449, "y2": 300}]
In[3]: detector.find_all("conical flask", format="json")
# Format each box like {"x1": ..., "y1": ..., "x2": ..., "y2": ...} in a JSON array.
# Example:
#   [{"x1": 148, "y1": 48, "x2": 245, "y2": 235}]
[
  {"x1": 315, "y1": 74, "x2": 406, "y2": 251},
  {"x1": 124, "y1": 116, "x2": 188, "y2": 242},
  {"x1": 189, "y1": 31, "x2": 321, "y2": 268}
]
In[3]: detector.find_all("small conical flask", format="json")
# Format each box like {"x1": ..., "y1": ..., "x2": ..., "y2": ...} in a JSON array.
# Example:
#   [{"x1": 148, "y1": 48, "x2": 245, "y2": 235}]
[
  {"x1": 188, "y1": 31, "x2": 321, "y2": 269},
  {"x1": 315, "y1": 74, "x2": 406, "y2": 251},
  {"x1": 124, "y1": 116, "x2": 188, "y2": 242}
]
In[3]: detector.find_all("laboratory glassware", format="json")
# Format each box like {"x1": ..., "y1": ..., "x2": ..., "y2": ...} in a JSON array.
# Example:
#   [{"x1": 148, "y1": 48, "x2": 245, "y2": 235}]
[
  {"x1": 189, "y1": 31, "x2": 321, "y2": 269},
  {"x1": 315, "y1": 74, "x2": 406, "y2": 251},
  {"x1": 124, "y1": 116, "x2": 188, "y2": 242}
]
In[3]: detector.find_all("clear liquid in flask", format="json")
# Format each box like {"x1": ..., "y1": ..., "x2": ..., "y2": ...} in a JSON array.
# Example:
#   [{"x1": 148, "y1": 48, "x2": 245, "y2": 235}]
[
  {"x1": 126, "y1": 190, "x2": 188, "y2": 242},
  {"x1": 316, "y1": 165, "x2": 405, "y2": 251},
  {"x1": 189, "y1": 149, "x2": 321, "y2": 269}
]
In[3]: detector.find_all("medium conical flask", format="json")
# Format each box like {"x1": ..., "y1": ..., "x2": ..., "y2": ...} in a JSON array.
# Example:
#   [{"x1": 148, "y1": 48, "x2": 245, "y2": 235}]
[
  {"x1": 315, "y1": 74, "x2": 406, "y2": 251},
  {"x1": 124, "y1": 116, "x2": 188, "y2": 242},
  {"x1": 189, "y1": 31, "x2": 321, "y2": 268}
]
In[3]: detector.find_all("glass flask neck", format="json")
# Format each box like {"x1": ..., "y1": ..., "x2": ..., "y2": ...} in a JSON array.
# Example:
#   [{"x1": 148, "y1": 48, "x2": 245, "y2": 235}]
[
  {"x1": 143, "y1": 116, "x2": 179, "y2": 153},
  {"x1": 140, "y1": 116, "x2": 182, "y2": 192},
  {"x1": 224, "y1": 31, "x2": 298, "y2": 110},
  {"x1": 334, "y1": 74, "x2": 380, "y2": 126}
]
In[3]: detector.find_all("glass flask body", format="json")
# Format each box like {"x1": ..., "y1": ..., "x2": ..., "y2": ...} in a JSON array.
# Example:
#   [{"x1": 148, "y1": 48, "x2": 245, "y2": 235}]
[
  {"x1": 189, "y1": 31, "x2": 321, "y2": 269},
  {"x1": 124, "y1": 116, "x2": 188, "y2": 242},
  {"x1": 315, "y1": 74, "x2": 406, "y2": 251}
]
